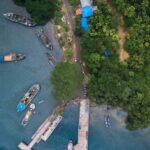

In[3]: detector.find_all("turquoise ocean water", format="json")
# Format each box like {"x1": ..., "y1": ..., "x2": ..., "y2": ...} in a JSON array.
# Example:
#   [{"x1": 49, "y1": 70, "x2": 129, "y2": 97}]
[{"x1": 0, "y1": 0, "x2": 150, "y2": 150}]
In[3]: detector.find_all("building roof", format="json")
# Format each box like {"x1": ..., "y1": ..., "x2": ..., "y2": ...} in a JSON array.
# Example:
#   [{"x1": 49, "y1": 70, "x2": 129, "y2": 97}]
[
  {"x1": 82, "y1": 6, "x2": 93, "y2": 18},
  {"x1": 76, "y1": 8, "x2": 82, "y2": 15},
  {"x1": 80, "y1": 0, "x2": 91, "y2": 7},
  {"x1": 81, "y1": 17, "x2": 88, "y2": 31}
]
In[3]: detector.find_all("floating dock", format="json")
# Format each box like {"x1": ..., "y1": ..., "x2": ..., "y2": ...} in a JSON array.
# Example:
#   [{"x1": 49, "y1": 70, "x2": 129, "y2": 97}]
[
  {"x1": 74, "y1": 99, "x2": 89, "y2": 150},
  {"x1": 18, "y1": 114, "x2": 62, "y2": 150}
]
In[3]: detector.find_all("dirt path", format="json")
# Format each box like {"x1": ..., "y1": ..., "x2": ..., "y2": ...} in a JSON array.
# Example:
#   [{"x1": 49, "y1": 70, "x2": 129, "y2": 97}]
[
  {"x1": 117, "y1": 16, "x2": 129, "y2": 61},
  {"x1": 62, "y1": 0, "x2": 80, "y2": 61},
  {"x1": 107, "y1": 1, "x2": 129, "y2": 61}
]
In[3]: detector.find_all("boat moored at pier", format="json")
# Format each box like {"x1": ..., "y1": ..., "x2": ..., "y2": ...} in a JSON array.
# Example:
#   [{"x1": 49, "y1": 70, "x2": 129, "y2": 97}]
[
  {"x1": 17, "y1": 84, "x2": 40, "y2": 112},
  {"x1": 66, "y1": 140, "x2": 73, "y2": 150},
  {"x1": 21, "y1": 103, "x2": 36, "y2": 127},
  {"x1": 36, "y1": 29, "x2": 53, "y2": 50},
  {"x1": 46, "y1": 52, "x2": 56, "y2": 66},
  {"x1": 0, "y1": 52, "x2": 25, "y2": 63},
  {"x1": 18, "y1": 114, "x2": 63, "y2": 149},
  {"x1": 3, "y1": 13, "x2": 36, "y2": 27},
  {"x1": 105, "y1": 115, "x2": 111, "y2": 128}
]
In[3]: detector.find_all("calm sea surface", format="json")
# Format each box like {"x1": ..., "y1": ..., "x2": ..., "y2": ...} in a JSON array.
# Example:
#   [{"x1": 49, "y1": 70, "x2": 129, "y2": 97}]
[{"x1": 0, "y1": 0, "x2": 150, "y2": 150}]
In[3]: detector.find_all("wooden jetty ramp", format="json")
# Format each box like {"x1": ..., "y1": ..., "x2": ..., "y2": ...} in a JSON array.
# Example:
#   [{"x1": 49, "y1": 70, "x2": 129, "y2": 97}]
[{"x1": 18, "y1": 114, "x2": 62, "y2": 150}]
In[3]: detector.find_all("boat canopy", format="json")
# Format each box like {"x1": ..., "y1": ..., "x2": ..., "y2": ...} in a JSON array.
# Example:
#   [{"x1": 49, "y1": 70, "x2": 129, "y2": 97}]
[
  {"x1": 17, "y1": 102, "x2": 26, "y2": 112},
  {"x1": 0, "y1": 56, "x2": 3, "y2": 62},
  {"x1": 4, "y1": 55, "x2": 12, "y2": 61}
]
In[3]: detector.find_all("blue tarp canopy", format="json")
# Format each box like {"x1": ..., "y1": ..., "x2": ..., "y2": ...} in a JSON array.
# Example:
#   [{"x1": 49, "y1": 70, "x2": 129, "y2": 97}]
[
  {"x1": 81, "y1": 17, "x2": 88, "y2": 31},
  {"x1": 103, "y1": 50, "x2": 110, "y2": 57},
  {"x1": 17, "y1": 102, "x2": 26, "y2": 112},
  {"x1": 82, "y1": 6, "x2": 93, "y2": 18},
  {"x1": 0, "y1": 56, "x2": 3, "y2": 62}
]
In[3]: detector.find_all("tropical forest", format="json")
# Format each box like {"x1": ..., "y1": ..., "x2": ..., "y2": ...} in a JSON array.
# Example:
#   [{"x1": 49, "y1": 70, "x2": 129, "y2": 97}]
[
  {"x1": 14, "y1": 0, "x2": 58, "y2": 25},
  {"x1": 76, "y1": 0, "x2": 150, "y2": 130}
]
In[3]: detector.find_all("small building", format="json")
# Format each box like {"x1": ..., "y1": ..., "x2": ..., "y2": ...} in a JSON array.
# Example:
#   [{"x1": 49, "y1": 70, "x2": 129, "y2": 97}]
[
  {"x1": 81, "y1": 6, "x2": 93, "y2": 18},
  {"x1": 76, "y1": 0, "x2": 97, "y2": 31},
  {"x1": 80, "y1": 0, "x2": 91, "y2": 7},
  {"x1": 81, "y1": 17, "x2": 88, "y2": 31},
  {"x1": 76, "y1": 8, "x2": 82, "y2": 15}
]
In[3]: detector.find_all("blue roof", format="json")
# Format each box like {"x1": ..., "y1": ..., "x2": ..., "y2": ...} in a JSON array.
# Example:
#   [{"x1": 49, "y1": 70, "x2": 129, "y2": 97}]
[
  {"x1": 81, "y1": 17, "x2": 88, "y2": 31},
  {"x1": 17, "y1": 102, "x2": 26, "y2": 112},
  {"x1": 82, "y1": 6, "x2": 93, "y2": 18},
  {"x1": 0, "y1": 56, "x2": 3, "y2": 62}
]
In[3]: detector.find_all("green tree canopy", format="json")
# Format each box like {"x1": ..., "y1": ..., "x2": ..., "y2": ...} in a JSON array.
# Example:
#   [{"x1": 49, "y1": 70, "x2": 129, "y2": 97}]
[
  {"x1": 51, "y1": 62, "x2": 83, "y2": 102},
  {"x1": 14, "y1": 0, "x2": 25, "y2": 5},
  {"x1": 68, "y1": 0, "x2": 79, "y2": 7},
  {"x1": 64, "y1": 48, "x2": 73, "y2": 60},
  {"x1": 79, "y1": 0, "x2": 150, "y2": 130},
  {"x1": 14, "y1": 0, "x2": 58, "y2": 25}
]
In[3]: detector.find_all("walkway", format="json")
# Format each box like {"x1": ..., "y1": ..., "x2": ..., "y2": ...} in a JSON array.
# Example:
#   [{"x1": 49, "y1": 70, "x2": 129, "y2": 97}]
[
  {"x1": 62, "y1": 0, "x2": 80, "y2": 62},
  {"x1": 74, "y1": 99, "x2": 89, "y2": 150},
  {"x1": 61, "y1": 1, "x2": 90, "y2": 150},
  {"x1": 18, "y1": 114, "x2": 62, "y2": 150},
  {"x1": 118, "y1": 20, "x2": 129, "y2": 61},
  {"x1": 107, "y1": 1, "x2": 129, "y2": 61}
]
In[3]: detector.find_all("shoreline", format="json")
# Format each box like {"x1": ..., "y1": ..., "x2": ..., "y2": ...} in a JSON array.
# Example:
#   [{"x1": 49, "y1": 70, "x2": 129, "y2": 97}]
[
  {"x1": 90, "y1": 104, "x2": 127, "y2": 127},
  {"x1": 2, "y1": 1, "x2": 150, "y2": 150}
]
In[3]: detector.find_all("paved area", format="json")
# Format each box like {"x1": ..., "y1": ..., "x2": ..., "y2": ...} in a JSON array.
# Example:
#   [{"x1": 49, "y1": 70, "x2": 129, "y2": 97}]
[{"x1": 74, "y1": 99, "x2": 89, "y2": 150}]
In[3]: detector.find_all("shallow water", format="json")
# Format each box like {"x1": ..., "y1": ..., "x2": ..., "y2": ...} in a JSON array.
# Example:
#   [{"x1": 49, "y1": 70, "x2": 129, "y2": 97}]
[
  {"x1": 0, "y1": 0, "x2": 150, "y2": 150},
  {"x1": 89, "y1": 107, "x2": 150, "y2": 150}
]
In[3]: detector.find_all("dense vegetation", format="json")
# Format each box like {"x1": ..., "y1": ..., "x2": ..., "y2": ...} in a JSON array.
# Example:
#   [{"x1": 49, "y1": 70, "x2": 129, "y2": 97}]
[
  {"x1": 14, "y1": 0, "x2": 58, "y2": 25},
  {"x1": 68, "y1": 0, "x2": 79, "y2": 7},
  {"x1": 64, "y1": 48, "x2": 73, "y2": 60},
  {"x1": 51, "y1": 62, "x2": 83, "y2": 102},
  {"x1": 77, "y1": 1, "x2": 150, "y2": 129}
]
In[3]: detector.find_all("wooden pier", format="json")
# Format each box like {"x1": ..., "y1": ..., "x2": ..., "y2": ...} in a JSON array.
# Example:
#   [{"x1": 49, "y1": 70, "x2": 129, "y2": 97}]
[
  {"x1": 74, "y1": 99, "x2": 89, "y2": 150},
  {"x1": 18, "y1": 114, "x2": 62, "y2": 150}
]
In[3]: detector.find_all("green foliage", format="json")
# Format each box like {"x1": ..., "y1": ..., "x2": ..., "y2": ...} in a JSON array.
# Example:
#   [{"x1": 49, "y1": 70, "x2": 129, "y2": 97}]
[
  {"x1": 125, "y1": 24, "x2": 150, "y2": 55},
  {"x1": 68, "y1": 0, "x2": 79, "y2": 7},
  {"x1": 74, "y1": 16, "x2": 85, "y2": 37},
  {"x1": 112, "y1": 0, "x2": 126, "y2": 13},
  {"x1": 74, "y1": 26, "x2": 84, "y2": 37},
  {"x1": 56, "y1": 108, "x2": 64, "y2": 116},
  {"x1": 124, "y1": 6, "x2": 136, "y2": 18},
  {"x1": 112, "y1": 0, "x2": 150, "y2": 27},
  {"x1": 64, "y1": 49, "x2": 73, "y2": 59},
  {"x1": 54, "y1": 10, "x2": 63, "y2": 25},
  {"x1": 14, "y1": 0, "x2": 58, "y2": 25},
  {"x1": 13, "y1": 0, "x2": 25, "y2": 5},
  {"x1": 89, "y1": 4, "x2": 119, "y2": 32},
  {"x1": 51, "y1": 62, "x2": 83, "y2": 102},
  {"x1": 79, "y1": 0, "x2": 150, "y2": 130}
]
